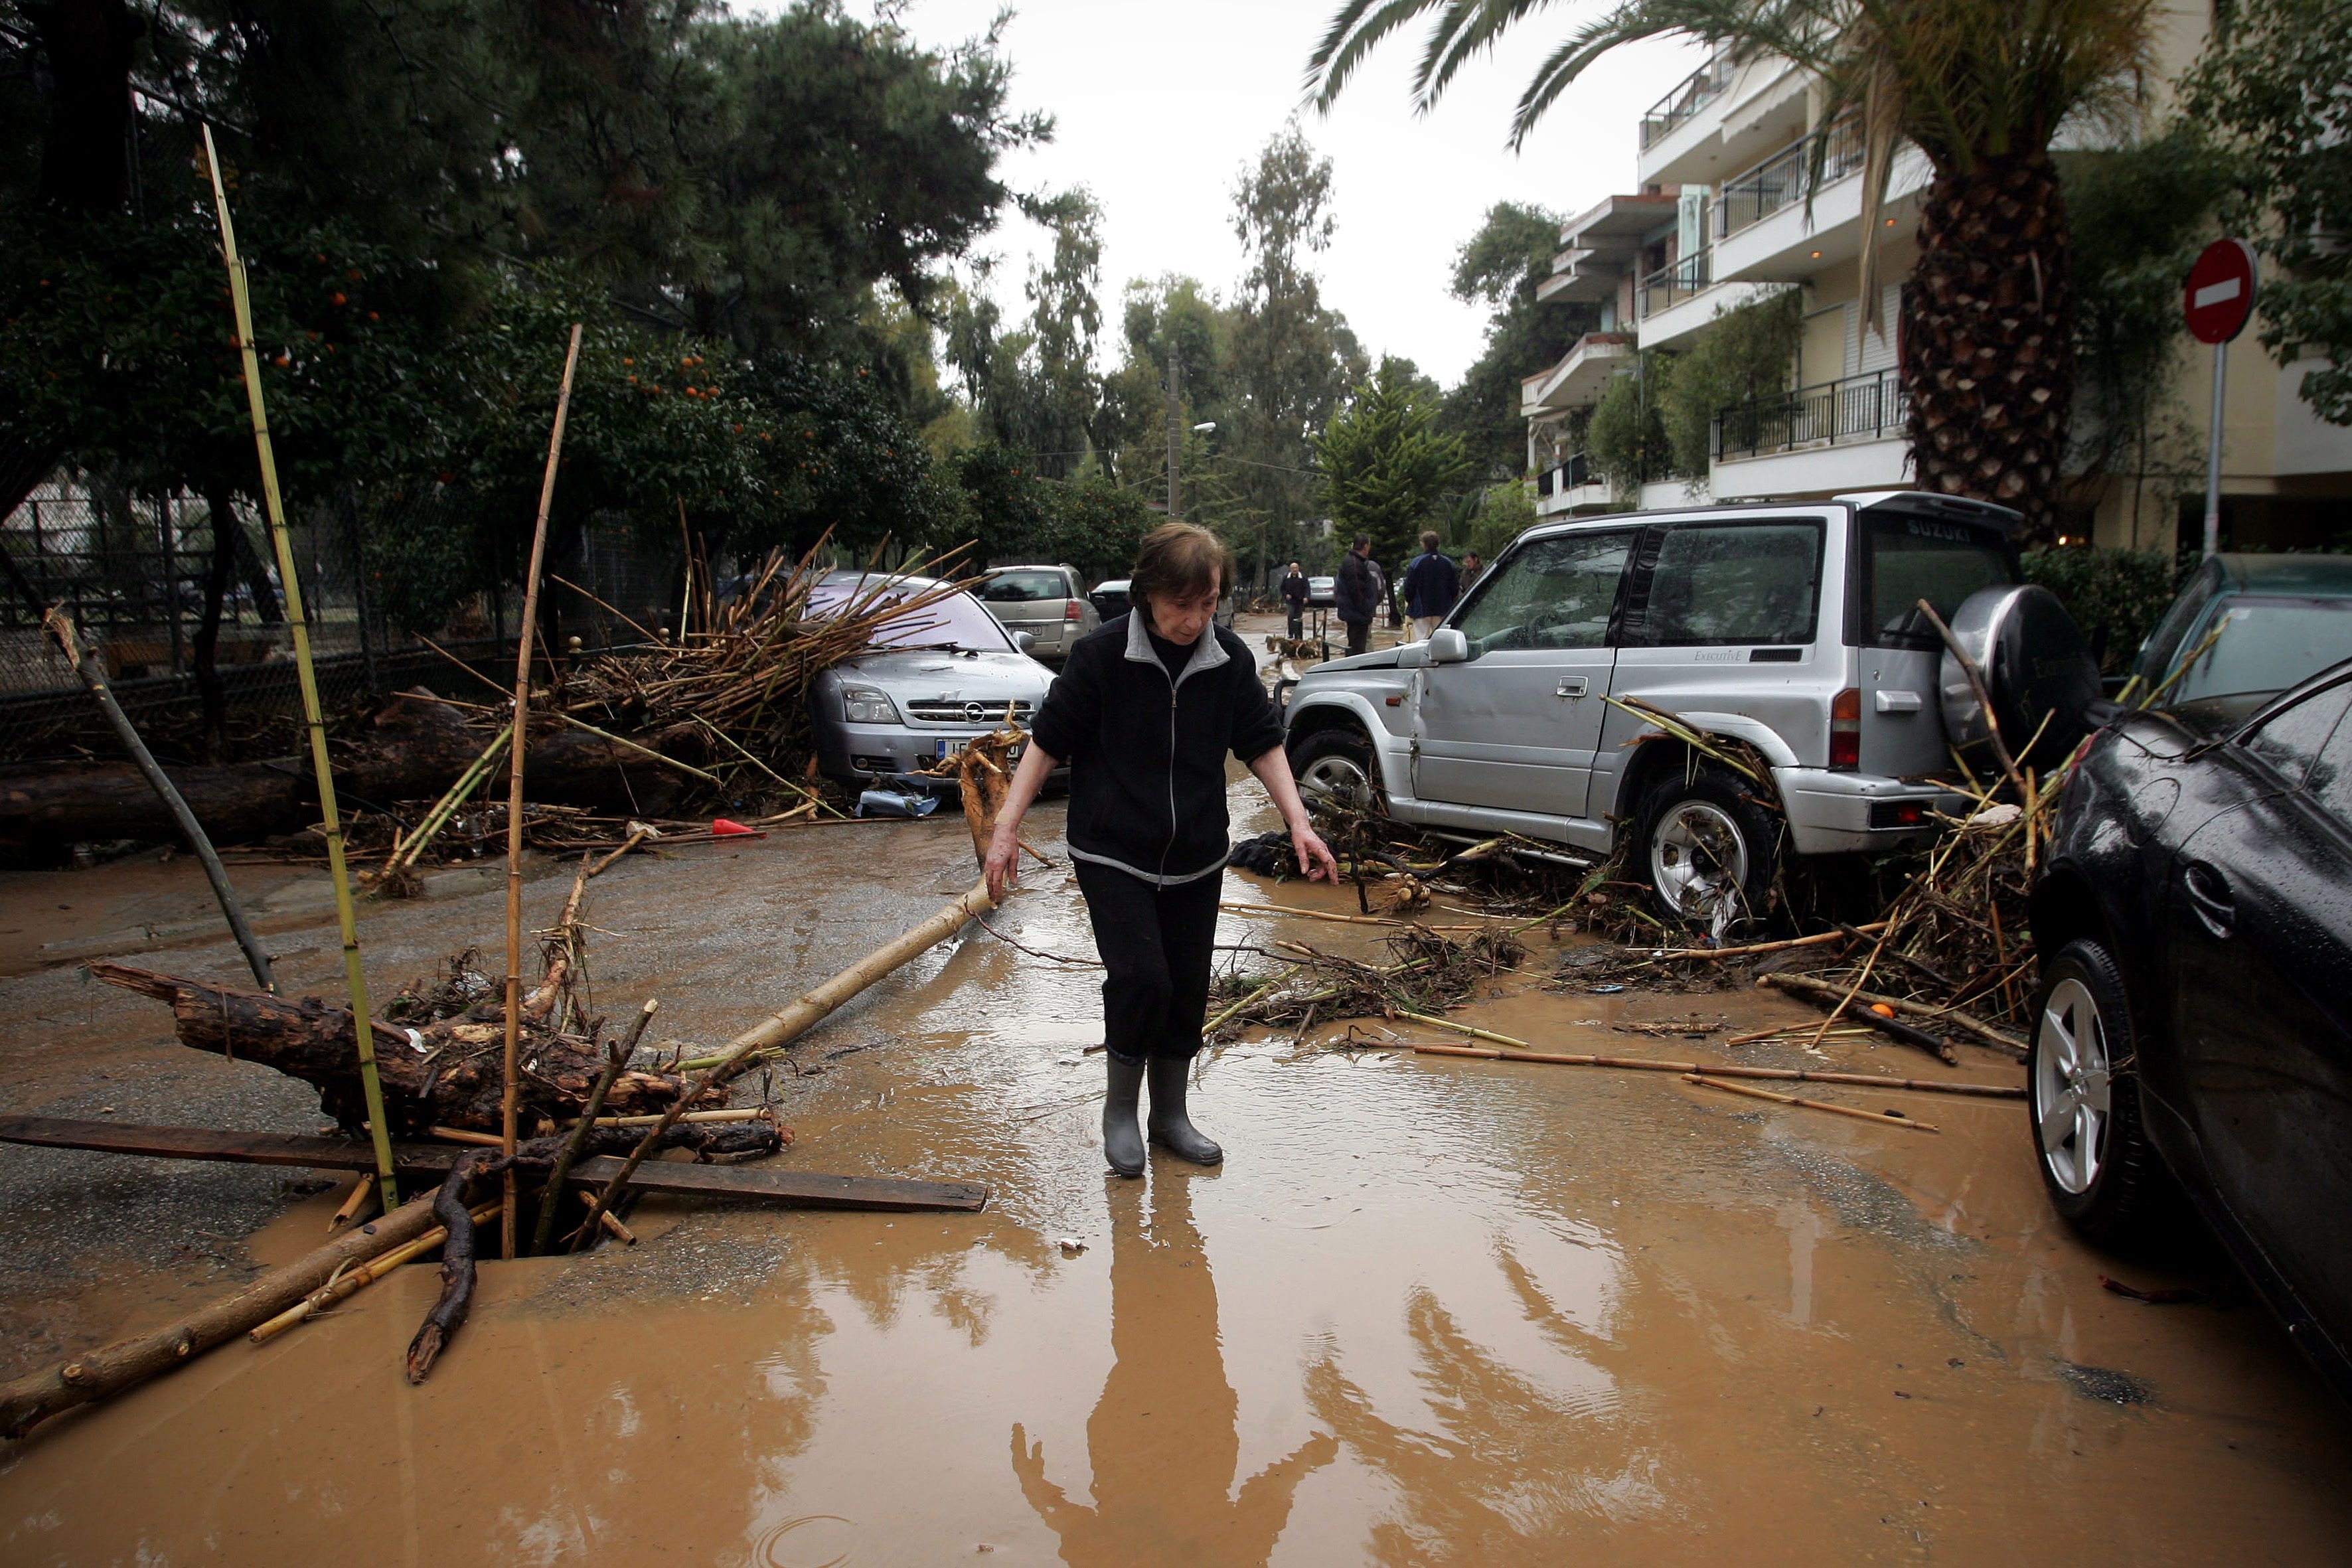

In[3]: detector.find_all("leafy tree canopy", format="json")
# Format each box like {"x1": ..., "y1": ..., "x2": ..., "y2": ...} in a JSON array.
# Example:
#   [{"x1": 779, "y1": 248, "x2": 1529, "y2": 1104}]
[
  {"x1": 1316, "y1": 356, "x2": 1472, "y2": 567},
  {"x1": 1440, "y1": 200, "x2": 1594, "y2": 480},
  {"x1": 2183, "y1": 0, "x2": 2352, "y2": 424}
]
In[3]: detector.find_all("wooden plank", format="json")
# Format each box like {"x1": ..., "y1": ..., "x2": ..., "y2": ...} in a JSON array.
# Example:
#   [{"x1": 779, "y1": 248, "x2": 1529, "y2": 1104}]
[{"x1": 0, "y1": 1116, "x2": 988, "y2": 1213}]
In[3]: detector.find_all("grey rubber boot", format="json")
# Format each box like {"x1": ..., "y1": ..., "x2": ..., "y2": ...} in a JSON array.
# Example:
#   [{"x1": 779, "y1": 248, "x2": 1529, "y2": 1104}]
[
  {"x1": 1103, "y1": 1055, "x2": 1146, "y2": 1177},
  {"x1": 1146, "y1": 1057, "x2": 1223, "y2": 1166}
]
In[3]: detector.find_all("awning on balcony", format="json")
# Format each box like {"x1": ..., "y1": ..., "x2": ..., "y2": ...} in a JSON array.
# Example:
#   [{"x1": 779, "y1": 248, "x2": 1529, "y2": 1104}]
[
  {"x1": 1521, "y1": 333, "x2": 1635, "y2": 416},
  {"x1": 1533, "y1": 193, "x2": 1675, "y2": 303}
]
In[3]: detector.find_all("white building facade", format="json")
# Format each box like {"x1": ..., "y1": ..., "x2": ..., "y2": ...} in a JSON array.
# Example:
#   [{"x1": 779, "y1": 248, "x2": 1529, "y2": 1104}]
[{"x1": 1523, "y1": 10, "x2": 2352, "y2": 550}]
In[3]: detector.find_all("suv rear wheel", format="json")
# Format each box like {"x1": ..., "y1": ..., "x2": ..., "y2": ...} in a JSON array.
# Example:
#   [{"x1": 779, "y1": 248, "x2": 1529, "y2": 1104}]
[
  {"x1": 1290, "y1": 726, "x2": 1381, "y2": 815},
  {"x1": 1632, "y1": 765, "x2": 1782, "y2": 937}
]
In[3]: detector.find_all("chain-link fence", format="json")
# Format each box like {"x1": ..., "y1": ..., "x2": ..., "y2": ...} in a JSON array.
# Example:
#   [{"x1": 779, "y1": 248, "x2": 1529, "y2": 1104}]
[{"x1": 0, "y1": 477, "x2": 684, "y2": 763}]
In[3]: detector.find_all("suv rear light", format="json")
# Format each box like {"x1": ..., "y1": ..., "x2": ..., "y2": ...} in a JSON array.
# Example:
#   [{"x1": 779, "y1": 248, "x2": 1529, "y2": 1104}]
[
  {"x1": 1064, "y1": 600, "x2": 1082, "y2": 621},
  {"x1": 1830, "y1": 688, "x2": 1861, "y2": 770},
  {"x1": 1869, "y1": 800, "x2": 1930, "y2": 828}
]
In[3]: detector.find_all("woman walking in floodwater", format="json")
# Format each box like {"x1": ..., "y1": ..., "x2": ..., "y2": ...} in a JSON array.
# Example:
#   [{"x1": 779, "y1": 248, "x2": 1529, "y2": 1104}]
[{"x1": 984, "y1": 522, "x2": 1338, "y2": 1175}]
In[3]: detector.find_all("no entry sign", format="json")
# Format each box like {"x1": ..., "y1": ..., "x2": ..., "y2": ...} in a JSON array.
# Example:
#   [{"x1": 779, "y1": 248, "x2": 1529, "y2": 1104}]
[{"x1": 2185, "y1": 238, "x2": 2259, "y2": 345}]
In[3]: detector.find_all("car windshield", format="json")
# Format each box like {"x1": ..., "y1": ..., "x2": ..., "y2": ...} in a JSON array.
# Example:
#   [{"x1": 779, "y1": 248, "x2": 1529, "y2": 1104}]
[
  {"x1": 2163, "y1": 597, "x2": 2352, "y2": 716},
  {"x1": 807, "y1": 580, "x2": 1014, "y2": 651},
  {"x1": 979, "y1": 570, "x2": 1067, "y2": 603},
  {"x1": 1858, "y1": 515, "x2": 2017, "y2": 649}
]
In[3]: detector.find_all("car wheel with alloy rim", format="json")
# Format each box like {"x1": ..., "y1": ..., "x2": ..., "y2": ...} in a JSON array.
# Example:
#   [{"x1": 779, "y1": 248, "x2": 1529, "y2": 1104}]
[
  {"x1": 2027, "y1": 937, "x2": 2166, "y2": 1244},
  {"x1": 1289, "y1": 726, "x2": 1382, "y2": 815}
]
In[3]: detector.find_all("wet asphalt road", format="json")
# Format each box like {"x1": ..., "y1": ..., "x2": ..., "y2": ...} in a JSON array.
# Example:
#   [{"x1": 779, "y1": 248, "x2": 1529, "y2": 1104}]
[{"x1": 0, "y1": 751, "x2": 2345, "y2": 1563}]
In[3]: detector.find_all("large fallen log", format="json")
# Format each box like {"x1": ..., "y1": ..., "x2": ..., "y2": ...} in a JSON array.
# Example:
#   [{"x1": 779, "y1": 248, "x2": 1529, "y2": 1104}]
[
  {"x1": 0, "y1": 757, "x2": 303, "y2": 856},
  {"x1": 86, "y1": 961, "x2": 722, "y2": 1136},
  {"x1": 0, "y1": 1189, "x2": 445, "y2": 1439}
]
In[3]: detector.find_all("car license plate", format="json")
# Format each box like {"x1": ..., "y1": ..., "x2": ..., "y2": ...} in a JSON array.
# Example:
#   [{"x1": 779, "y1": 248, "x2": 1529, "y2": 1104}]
[{"x1": 935, "y1": 738, "x2": 1024, "y2": 762}]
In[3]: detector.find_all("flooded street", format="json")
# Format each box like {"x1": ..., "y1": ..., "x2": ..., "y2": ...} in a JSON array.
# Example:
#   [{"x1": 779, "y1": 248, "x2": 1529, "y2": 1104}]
[{"x1": 0, "y1": 781, "x2": 2345, "y2": 1565}]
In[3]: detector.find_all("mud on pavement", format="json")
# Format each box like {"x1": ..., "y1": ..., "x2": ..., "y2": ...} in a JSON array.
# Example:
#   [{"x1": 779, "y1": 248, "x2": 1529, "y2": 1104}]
[{"x1": 0, "y1": 785, "x2": 2347, "y2": 1566}]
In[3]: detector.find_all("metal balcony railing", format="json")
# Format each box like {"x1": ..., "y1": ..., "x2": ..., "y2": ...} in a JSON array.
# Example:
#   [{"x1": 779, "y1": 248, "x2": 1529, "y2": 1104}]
[
  {"x1": 1533, "y1": 453, "x2": 1594, "y2": 497},
  {"x1": 1638, "y1": 249, "x2": 1712, "y2": 317},
  {"x1": 1713, "y1": 368, "x2": 1909, "y2": 461},
  {"x1": 1640, "y1": 51, "x2": 1735, "y2": 149},
  {"x1": 1713, "y1": 116, "x2": 1864, "y2": 240}
]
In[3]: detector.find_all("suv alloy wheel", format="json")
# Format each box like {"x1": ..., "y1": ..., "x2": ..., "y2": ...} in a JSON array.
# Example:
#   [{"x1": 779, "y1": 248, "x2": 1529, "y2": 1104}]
[{"x1": 1632, "y1": 765, "x2": 1782, "y2": 937}]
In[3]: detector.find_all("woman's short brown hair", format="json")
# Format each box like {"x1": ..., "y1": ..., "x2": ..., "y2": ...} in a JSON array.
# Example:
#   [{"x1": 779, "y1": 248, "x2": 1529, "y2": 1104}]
[{"x1": 1130, "y1": 522, "x2": 1233, "y2": 605}]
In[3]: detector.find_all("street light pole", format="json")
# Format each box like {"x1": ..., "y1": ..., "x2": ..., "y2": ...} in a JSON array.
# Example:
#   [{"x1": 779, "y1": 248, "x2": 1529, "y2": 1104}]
[{"x1": 1166, "y1": 354, "x2": 1183, "y2": 520}]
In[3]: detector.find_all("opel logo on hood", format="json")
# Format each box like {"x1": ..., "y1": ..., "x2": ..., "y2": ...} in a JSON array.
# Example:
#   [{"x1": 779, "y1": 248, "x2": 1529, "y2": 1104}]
[{"x1": 963, "y1": 701, "x2": 986, "y2": 724}]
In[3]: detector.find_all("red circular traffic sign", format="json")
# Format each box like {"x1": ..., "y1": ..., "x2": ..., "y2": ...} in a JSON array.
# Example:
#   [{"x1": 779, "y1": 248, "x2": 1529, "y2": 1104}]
[{"x1": 2184, "y1": 238, "x2": 2259, "y2": 345}]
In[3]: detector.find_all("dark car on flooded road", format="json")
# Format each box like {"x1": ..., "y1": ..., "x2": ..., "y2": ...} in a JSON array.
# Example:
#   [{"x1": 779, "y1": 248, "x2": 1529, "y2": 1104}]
[{"x1": 2029, "y1": 655, "x2": 2352, "y2": 1399}]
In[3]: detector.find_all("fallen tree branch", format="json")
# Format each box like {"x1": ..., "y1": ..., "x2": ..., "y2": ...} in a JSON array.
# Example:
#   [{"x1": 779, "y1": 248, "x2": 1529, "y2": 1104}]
[
  {"x1": 1760, "y1": 972, "x2": 2025, "y2": 1057},
  {"x1": 1406, "y1": 1039, "x2": 2021, "y2": 1099},
  {"x1": 406, "y1": 1148, "x2": 493, "y2": 1381}
]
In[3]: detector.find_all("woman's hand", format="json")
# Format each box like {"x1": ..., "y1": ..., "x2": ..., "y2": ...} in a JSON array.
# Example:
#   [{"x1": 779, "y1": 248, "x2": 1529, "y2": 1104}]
[
  {"x1": 983, "y1": 822, "x2": 1022, "y2": 904},
  {"x1": 1291, "y1": 820, "x2": 1340, "y2": 882}
]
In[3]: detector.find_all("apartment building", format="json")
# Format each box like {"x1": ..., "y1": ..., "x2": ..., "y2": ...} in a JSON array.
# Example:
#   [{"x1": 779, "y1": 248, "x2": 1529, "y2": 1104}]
[{"x1": 1523, "y1": 9, "x2": 2352, "y2": 550}]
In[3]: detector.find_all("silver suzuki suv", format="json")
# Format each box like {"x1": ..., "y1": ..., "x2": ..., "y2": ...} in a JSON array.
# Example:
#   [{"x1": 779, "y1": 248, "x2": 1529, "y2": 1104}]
[{"x1": 1282, "y1": 491, "x2": 2096, "y2": 929}]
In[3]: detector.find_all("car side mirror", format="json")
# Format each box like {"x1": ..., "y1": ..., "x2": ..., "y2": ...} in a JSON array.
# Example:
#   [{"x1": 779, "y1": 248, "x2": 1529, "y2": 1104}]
[
  {"x1": 1428, "y1": 629, "x2": 1469, "y2": 664},
  {"x1": 1013, "y1": 631, "x2": 1036, "y2": 655}
]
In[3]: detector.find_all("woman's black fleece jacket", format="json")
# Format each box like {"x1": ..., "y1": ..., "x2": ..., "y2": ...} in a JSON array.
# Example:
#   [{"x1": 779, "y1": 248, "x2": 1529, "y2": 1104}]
[{"x1": 1027, "y1": 611, "x2": 1287, "y2": 886}]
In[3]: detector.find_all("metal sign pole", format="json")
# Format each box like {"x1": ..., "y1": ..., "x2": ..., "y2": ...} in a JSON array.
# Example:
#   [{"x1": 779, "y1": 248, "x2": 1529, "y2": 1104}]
[{"x1": 2203, "y1": 340, "x2": 2227, "y2": 560}]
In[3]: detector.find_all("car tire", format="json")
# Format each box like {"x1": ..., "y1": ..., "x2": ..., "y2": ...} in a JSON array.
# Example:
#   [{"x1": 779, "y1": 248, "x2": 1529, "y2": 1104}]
[
  {"x1": 1632, "y1": 765, "x2": 1782, "y2": 936},
  {"x1": 2028, "y1": 937, "x2": 2166, "y2": 1246},
  {"x1": 1290, "y1": 726, "x2": 1383, "y2": 815}
]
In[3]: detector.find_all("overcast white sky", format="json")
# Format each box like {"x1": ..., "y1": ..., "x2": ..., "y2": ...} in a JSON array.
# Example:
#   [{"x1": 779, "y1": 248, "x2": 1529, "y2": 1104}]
[{"x1": 749, "y1": 1, "x2": 1705, "y2": 387}]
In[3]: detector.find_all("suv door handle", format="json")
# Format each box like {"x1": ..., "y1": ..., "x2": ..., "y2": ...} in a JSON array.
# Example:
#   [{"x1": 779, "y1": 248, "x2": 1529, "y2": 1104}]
[
  {"x1": 1555, "y1": 677, "x2": 1589, "y2": 698},
  {"x1": 2184, "y1": 861, "x2": 2234, "y2": 939}
]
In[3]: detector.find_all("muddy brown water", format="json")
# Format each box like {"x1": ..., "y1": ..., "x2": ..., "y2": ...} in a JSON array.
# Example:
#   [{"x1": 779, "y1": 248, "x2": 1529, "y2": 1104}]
[{"x1": 0, "y1": 767, "x2": 2345, "y2": 1564}]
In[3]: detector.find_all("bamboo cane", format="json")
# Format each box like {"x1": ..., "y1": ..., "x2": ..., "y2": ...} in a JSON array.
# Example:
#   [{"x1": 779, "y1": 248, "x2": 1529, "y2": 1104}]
[
  {"x1": 1682, "y1": 1073, "x2": 1940, "y2": 1133},
  {"x1": 202, "y1": 125, "x2": 398, "y2": 1212},
  {"x1": 382, "y1": 723, "x2": 511, "y2": 877},
  {"x1": 41, "y1": 608, "x2": 275, "y2": 991},
  {"x1": 0, "y1": 1190, "x2": 443, "y2": 1438},
  {"x1": 501, "y1": 322, "x2": 584, "y2": 1261},
  {"x1": 250, "y1": 1200, "x2": 503, "y2": 1345},
  {"x1": 329, "y1": 1172, "x2": 379, "y2": 1231},
  {"x1": 582, "y1": 880, "x2": 995, "y2": 1245},
  {"x1": 1406, "y1": 1040, "x2": 2023, "y2": 1098},
  {"x1": 1759, "y1": 971, "x2": 2025, "y2": 1056}
]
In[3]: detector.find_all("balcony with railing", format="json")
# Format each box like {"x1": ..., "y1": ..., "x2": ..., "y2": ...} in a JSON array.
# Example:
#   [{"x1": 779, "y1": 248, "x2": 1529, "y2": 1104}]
[
  {"x1": 1639, "y1": 50, "x2": 1735, "y2": 150},
  {"x1": 1638, "y1": 249, "x2": 1711, "y2": 319},
  {"x1": 1713, "y1": 368, "x2": 1909, "y2": 463},
  {"x1": 1713, "y1": 116, "x2": 1864, "y2": 242}
]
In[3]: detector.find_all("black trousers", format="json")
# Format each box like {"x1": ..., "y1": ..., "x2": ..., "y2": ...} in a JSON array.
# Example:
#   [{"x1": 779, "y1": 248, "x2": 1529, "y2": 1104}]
[
  {"x1": 1342, "y1": 618, "x2": 1370, "y2": 656},
  {"x1": 1286, "y1": 605, "x2": 1304, "y2": 639},
  {"x1": 1075, "y1": 860, "x2": 1223, "y2": 1064}
]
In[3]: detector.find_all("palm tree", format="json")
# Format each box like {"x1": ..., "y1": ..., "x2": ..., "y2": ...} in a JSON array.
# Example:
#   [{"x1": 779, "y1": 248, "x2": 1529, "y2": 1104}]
[{"x1": 1308, "y1": 1, "x2": 2157, "y2": 536}]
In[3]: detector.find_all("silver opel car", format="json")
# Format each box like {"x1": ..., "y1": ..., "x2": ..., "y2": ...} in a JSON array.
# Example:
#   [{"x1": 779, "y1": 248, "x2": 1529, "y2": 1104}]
[{"x1": 807, "y1": 572, "x2": 1057, "y2": 791}]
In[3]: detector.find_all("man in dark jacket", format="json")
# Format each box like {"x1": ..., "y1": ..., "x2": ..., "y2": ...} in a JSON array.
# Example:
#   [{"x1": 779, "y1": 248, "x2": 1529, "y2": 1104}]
[
  {"x1": 983, "y1": 523, "x2": 1338, "y2": 1176},
  {"x1": 1333, "y1": 535, "x2": 1377, "y2": 657},
  {"x1": 1401, "y1": 530, "x2": 1460, "y2": 641},
  {"x1": 1280, "y1": 561, "x2": 1309, "y2": 640}
]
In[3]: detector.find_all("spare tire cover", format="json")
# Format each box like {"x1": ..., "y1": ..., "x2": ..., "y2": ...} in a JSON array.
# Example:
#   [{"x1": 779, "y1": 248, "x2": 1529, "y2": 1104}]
[{"x1": 1938, "y1": 584, "x2": 2102, "y2": 771}]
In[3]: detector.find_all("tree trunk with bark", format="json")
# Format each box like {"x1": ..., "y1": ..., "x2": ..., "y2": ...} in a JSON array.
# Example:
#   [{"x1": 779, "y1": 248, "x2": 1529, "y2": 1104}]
[
  {"x1": 1901, "y1": 151, "x2": 2075, "y2": 541},
  {"x1": 88, "y1": 961, "x2": 728, "y2": 1136}
]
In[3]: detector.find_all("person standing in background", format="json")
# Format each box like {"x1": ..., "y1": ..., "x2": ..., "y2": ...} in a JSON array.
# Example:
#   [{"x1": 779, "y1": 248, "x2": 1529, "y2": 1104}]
[
  {"x1": 1460, "y1": 550, "x2": 1486, "y2": 593},
  {"x1": 1401, "y1": 530, "x2": 1460, "y2": 642},
  {"x1": 1280, "y1": 561, "x2": 1308, "y2": 641},
  {"x1": 1333, "y1": 534, "x2": 1377, "y2": 657}
]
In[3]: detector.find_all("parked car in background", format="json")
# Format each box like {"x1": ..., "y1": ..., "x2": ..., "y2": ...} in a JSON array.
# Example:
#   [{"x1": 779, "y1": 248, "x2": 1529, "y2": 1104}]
[
  {"x1": 1283, "y1": 491, "x2": 2100, "y2": 932},
  {"x1": 2029, "y1": 655, "x2": 2352, "y2": 1400},
  {"x1": 977, "y1": 564, "x2": 1097, "y2": 663},
  {"x1": 807, "y1": 572, "x2": 1058, "y2": 792},
  {"x1": 1087, "y1": 576, "x2": 1237, "y2": 628},
  {"x1": 1089, "y1": 578, "x2": 1131, "y2": 620},
  {"x1": 2134, "y1": 554, "x2": 2352, "y2": 727},
  {"x1": 1308, "y1": 574, "x2": 1336, "y2": 609}
]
